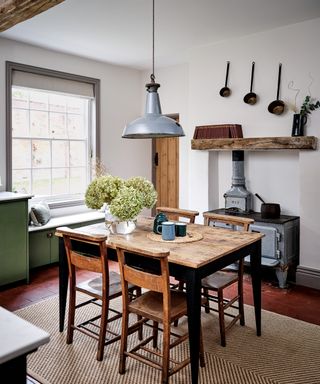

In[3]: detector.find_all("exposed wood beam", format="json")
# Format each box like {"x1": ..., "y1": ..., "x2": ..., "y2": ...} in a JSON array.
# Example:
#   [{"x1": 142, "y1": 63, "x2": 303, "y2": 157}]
[
  {"x1": 0, "y1": 0, "x2": 64, "y2": 32},
  {"x1": 191, "y1": 136, "x2": 318, "y2": 151}
]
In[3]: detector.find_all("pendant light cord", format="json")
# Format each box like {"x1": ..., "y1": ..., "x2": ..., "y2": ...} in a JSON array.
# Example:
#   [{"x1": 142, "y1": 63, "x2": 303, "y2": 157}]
[{"x1": 151, "y1": 0, "x2": 155, "y2": 83}]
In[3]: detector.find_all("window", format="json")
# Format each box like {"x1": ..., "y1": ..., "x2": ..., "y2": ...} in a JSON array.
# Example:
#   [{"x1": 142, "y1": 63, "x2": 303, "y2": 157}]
[{"x1": 6, "y1": 62, "x2": 100, "y2": 207}]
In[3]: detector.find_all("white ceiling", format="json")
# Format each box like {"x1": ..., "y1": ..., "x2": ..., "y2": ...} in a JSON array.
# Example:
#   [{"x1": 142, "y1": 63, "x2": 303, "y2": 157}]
[{"x1": 1, "y1": 0, "x2": 320, "y2": 70}]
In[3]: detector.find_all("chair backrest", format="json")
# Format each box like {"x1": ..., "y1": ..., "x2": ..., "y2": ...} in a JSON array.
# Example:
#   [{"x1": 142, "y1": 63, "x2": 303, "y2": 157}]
[
  {"x1": 57, "y1": 226, "x2": 109, "y2": 279},
  {"x1": 203, "y1": 213, "x2": 254, "y2": 232},
  {"x1": 156, "y1": 206, "x2": 199, "y2": 223},
  {"x1": 116, "y1": 245, "x2": 171, "y2": 314}
]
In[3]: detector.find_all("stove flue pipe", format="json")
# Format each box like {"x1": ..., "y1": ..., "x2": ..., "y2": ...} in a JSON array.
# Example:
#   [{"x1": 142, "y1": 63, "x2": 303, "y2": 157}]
[
  {"x1": 224, "y1": 150, "x2": 253, "y2": 212},
  {"x1": 231, "y1": 150, "x2": 245, "y2": 186}
]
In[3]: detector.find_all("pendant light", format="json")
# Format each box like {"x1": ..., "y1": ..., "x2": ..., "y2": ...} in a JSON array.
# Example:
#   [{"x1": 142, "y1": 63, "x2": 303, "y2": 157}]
[{"x1": 122, "y1": 0, "x2": 185, "y2": 139}]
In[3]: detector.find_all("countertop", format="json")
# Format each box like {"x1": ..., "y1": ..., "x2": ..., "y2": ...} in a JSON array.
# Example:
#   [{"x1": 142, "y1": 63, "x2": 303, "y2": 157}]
[
  {"x1": 0, "y1": 192, "x2": 33, "y2": 202},
  {"x1": 0, "y1": 306, "x2": 50, "y2": 364}
]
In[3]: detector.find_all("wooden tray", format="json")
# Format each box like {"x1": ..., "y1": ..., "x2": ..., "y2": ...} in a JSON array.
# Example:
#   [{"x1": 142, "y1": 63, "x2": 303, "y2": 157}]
[{"x1": 147, "y1": 231, "x2": 203, "y2": 243}]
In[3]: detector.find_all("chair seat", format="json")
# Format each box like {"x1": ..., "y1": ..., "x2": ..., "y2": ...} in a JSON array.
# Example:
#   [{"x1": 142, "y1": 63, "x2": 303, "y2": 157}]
[
  {"x1": 128, "y1": 290, "x2": 188, "y2": 323},
  {"x1": 202, "y1": 270, "x2": 238, "y2": 290},
  {"x1": 77, "y1": 271, "x2": 124, "y2": 298}
]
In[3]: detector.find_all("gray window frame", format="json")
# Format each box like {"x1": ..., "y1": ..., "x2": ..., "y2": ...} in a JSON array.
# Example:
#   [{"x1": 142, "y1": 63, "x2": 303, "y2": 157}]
[{"x1": 6, "y1": 61, "x2": 100, "y2": 206}]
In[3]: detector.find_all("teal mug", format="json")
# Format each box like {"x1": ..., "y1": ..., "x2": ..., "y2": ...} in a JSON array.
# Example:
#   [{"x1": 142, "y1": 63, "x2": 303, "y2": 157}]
[
  {"x1": 153, "y1": 212, "x2": 168, "y2": 234},
  {"x1": 161, "y1": 221, "x2": 175, "y2": 241},
  {"x1": 175, "y1": 222, "x2": 187, "y2": 237}
]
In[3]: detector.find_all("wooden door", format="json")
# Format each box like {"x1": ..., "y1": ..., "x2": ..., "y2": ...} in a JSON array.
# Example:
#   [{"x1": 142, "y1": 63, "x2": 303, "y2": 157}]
[{"x1": 152, "y1": 116, "x2": 179, "y2": 213}]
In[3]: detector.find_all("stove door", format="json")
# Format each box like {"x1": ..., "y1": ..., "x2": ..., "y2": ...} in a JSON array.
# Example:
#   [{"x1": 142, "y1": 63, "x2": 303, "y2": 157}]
[{"x1": 245, "y1": 224, "x2": 280, "y2": 267}]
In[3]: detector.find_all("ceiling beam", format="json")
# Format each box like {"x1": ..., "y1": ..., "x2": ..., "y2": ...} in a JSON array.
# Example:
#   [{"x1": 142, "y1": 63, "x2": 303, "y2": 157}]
[{"x1": 0, "y1": 0, "x2": 65, "y2": 32}]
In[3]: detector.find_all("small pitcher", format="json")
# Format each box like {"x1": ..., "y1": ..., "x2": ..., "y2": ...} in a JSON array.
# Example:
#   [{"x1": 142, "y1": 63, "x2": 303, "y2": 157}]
[{"x1": 153, "y1": 212, "x2": 168, "y2": 234}]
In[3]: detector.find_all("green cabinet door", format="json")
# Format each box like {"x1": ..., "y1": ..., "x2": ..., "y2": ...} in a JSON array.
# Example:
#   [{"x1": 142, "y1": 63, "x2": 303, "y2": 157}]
[
  {"x1": 0, "y1": 200, "x2": 29, "y2": 286},
  {"x1": 29, "y1": 230, "x2": 51, "y2": 268},
  {"x1": 29, "y1": 229, "x2": 60, "y2": 267},
  {"x1": 29, "y1": 218, "x2": 104, "y2": 268}
]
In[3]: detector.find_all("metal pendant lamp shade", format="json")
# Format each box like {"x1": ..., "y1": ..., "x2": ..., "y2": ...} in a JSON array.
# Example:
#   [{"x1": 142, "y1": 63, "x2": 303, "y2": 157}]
[
  {"x1": 122, "y1": 0, "x2": 185, "y2": 139},
  {"x1": 122, "y1": 80, "x2": 184, "y2": 138}
]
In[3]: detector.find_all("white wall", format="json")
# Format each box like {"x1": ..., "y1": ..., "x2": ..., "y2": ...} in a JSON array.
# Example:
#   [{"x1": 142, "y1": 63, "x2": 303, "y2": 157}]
[
  {"x1": 151, "y1": 18, "x2": 320, "y2": 274},
  {"x1": 0, "y1": 37, "x2": 151, "y2": 187}
]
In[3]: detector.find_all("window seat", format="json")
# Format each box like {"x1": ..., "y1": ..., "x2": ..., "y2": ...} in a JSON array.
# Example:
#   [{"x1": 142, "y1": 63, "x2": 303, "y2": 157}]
[
  {"x1": 28, "y1": 211, "x2": 105, "y2": 232},
  {"x1": 28, "y1": 209, "x2": 105, "y2": 269}
]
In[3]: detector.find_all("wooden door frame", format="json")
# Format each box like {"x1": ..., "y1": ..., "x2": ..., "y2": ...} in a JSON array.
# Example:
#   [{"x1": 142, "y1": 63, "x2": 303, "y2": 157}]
[{"x1": 151, "y1": 113, "x2": 180, "y2": 216}]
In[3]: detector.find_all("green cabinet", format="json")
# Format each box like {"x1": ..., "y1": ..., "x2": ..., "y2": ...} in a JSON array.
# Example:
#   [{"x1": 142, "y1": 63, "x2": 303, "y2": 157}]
[
  {"x1": 29, "y1": 218, "x2": 103, "y2": 269},
  {"x1": 0, "y1": 194, "x2": 31, "y2": 286},
  {"x1": 29, "y1": 229, "x2": 59, "y2": 268}
]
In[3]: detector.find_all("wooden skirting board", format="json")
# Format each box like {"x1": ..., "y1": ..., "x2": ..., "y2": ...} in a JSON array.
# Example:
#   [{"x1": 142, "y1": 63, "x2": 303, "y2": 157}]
[{"x1": 191, "y1": 136, "x2": 317, "y2": 151}]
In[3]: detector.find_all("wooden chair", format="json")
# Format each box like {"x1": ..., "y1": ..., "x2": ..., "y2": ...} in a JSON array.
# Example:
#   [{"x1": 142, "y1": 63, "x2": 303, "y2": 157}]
[
  {"x1": 156, "y1": 206, "x2": 199, "y2": 223},
  {"x1": 155, "y1": 207, "x2": 199, "y2": 296},
  {"x1": 116, "y1": 244, "x2": 205, "y2": 384},
  {"x1": 59, "y1": 226, "x2": 140, "y2": 361},
  {"x1": 201, "y1": 213, "x2": 254, "y2": 347}
]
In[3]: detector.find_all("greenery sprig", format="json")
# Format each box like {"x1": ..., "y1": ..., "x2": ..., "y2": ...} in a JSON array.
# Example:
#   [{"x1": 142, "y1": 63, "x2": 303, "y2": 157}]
[{"x1": 300, "y1": 95, "x2": 320, "y2": 116}]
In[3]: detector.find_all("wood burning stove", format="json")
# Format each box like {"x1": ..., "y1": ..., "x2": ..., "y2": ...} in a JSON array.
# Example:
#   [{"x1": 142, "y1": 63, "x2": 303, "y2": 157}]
[
  {"x1": 207, "y1": 150, "x2": 300, "y2": 288},
  {"x1": 205, "y1": 209, "x2": 300, "y2": 288}
]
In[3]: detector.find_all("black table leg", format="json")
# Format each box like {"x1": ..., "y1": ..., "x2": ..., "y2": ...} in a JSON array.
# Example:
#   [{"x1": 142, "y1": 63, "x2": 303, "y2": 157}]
[
  {"x1": 185, "y1": 270, "x2": 202, "y2": 384},
  {"x1": 250, "y1": 239, "x2": 262, "y2": 336},
  {"x1": 59, "y1": 237, "x2": 68, "y2": 332}
]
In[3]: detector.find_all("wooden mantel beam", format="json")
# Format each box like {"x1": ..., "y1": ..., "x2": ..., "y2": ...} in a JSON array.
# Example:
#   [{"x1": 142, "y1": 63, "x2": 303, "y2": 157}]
[
  {"x1": 0, "y1": 0, "x2": 64, "y2": 32},
  {"x1": 191, "y1": 136, "x2": 318, "y2": 151}
]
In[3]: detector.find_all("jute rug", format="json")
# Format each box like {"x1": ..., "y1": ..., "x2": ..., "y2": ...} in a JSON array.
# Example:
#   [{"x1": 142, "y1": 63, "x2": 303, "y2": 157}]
[{"x1": 15, "y1": 295, "x2": 320, "y2": 384}]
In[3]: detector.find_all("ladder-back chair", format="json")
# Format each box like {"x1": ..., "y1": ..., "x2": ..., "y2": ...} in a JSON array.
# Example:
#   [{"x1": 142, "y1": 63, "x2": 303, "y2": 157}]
[
  {"x1": 201, "y1": 213, "x2": 254, "y2": 347},
  {"x1": 58, "y1": 226, "x2": 140, "y2": 361},
  {"x1": 116, "y1": 244, "x2": 205, "y2": 384}
]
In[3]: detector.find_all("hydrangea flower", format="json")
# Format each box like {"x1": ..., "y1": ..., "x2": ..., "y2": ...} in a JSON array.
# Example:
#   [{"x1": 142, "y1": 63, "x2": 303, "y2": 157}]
[
  {"x1": 125, "y1": 176, "x2": 158, "y2": 209},
  {"x1": 85, "y1": 174, "x2": 124, "y2": 208},
  {"x1": 109, "y1": 186, "x2": 144, "y2": 221},
  {"x1": 85, "y1": 174, "x2": 157, "y2": 221}
]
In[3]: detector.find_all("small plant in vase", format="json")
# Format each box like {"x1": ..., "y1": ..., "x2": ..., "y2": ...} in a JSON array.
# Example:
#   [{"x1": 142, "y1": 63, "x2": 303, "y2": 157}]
[
  {"x1": 292, "y1": 95, "x2": 320, "y2": 137},
  {"x1": 300, "y1": 95, "x2": 320, "y2": 116},
  {"x1": 85, "y1": 175, "x2": 157, "y2": 234}
]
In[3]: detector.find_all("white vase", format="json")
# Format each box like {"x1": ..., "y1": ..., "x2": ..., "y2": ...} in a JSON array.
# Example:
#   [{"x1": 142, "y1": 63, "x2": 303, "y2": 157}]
[
  {"x1": 110, "y1": 220, "x2": 136, "y2": 235},
  {"x1": 104, "y1": 205, "x2": 136, "y2": 234}
]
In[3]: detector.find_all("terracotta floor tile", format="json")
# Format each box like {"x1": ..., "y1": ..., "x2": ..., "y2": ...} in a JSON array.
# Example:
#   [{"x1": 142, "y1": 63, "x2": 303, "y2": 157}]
[{"x1": 1, "y1": 264, "x2": 319, "y2": 326}]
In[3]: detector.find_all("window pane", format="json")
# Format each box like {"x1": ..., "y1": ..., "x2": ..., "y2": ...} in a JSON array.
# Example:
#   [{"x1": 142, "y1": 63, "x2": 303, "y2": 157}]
[
  {"x1": 12, "y1": 169, "x2": 31, "y2": 193},
  {"x1": 49, "y1": 94, "x2": 66, "y2": 113},
  {"x1": 70, "y1": 167, "x2": 86, "y2": 194},
  {"x1": 12, "y1": 139, "x2": 31, "y2": 169},
  {"x1": 67, "y1": 97, "x2": 84, "y2": 114},
  {"x1": 12, "y1": 88, "x2": 29, "y2": 109},
  {"x1": 30, "y1": 110, "x2": 49, "y2": 137},
  {"x1": 11, "y1": 83, "x2": 93, "y2": 202},
  {"x1": 12, "y1": 109, "x2": 29, "y2": 137},
  {"x1": 68, "y1": 114, "x2": 85, "y2": 139},
  {"x1": 32, "y1": 140, "x2": 51, "y2": 168},
  {"x1": 70, "y1": 141, "x2": 86, "y2": 166},
  {"x1": 52, "y1": 141, "x2": 69, "y2": 167},
  {"x1": 52, "y1": 168, "x2": 69, "y2": 195},
  {"x1": 50, "y1": 112, "x2": 67, "y2": 138},
  {"x1": 29, "y1": 91, "x2": 48, "y2": 111},
  {"x1": 32, "y1": 169, "x2": 51, "y2": 195}
]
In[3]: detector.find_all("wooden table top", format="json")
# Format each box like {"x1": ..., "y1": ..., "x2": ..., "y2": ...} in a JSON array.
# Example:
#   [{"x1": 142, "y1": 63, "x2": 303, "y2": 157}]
[{"x1": 56, "y1": 216, "x2": 263, "y2": 269}]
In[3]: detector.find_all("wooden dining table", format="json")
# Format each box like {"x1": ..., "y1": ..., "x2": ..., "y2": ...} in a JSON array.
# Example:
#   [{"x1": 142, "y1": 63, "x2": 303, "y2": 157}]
[{"x1": 56, "y1": 216, "x2": 263, "y2": 384}]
